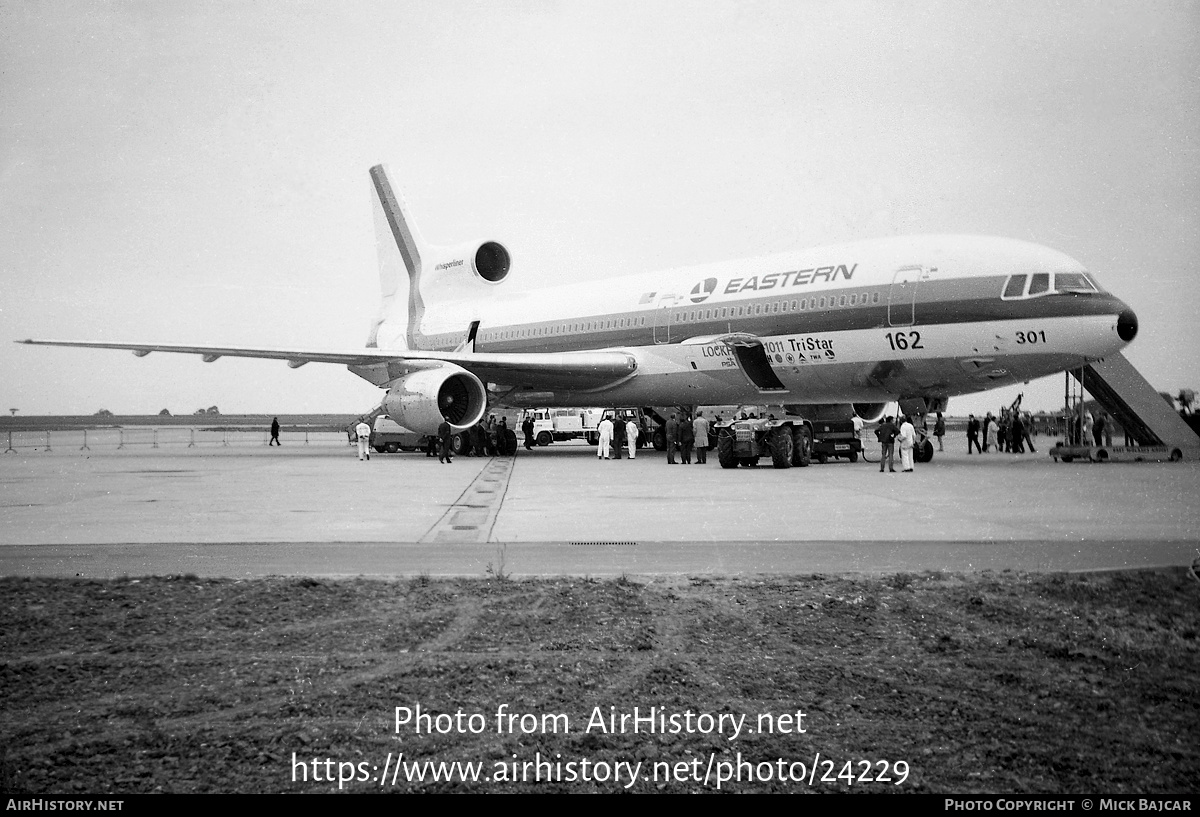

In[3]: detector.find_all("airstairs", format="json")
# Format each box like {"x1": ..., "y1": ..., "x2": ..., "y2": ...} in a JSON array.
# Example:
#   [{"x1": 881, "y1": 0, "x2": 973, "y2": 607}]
[{"x1": 1052, "y1": 352, "x2": 1199, "y2": 462}]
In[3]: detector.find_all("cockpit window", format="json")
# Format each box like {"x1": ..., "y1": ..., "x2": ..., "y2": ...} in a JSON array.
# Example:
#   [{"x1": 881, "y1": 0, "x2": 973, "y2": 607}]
[
  {"x1": 1003, "y1": 275, "x2": 1027, "y2": 298},
  {"x1": 1003, "y1": 271, "x2": 1097, "y2": 299},
  {"x1": 1053, "y1": 272, "x2": 1096, "y2": 292}
]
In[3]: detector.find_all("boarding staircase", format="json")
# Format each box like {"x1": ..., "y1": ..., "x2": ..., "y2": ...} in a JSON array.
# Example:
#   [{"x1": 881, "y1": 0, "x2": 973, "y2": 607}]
[{"x1": 1072, "y1": 352, "x2": 1199, "y2": 456}]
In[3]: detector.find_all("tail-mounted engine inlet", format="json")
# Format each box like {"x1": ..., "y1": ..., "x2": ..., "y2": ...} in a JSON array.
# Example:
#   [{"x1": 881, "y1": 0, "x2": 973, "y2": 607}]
[{"x1": 474, "y1": 241, "x2": 510, "y2": 283}]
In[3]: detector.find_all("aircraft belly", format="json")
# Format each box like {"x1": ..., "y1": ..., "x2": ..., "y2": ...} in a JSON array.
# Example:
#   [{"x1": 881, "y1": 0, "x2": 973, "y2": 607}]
[
  {"x1": 680, "y1": 314, "x2": 1119, "y2": 402},
  {"x1": 489, "y1": 314, "x2": 1124, "y2": 407}
]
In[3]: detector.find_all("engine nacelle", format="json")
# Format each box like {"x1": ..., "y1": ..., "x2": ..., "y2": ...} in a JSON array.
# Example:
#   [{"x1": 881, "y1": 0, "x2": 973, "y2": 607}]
[
  {"x1": 379, "y1": 366, "x2": 487, "y2": 435},
  {"x1": 852, "y1": 402, "x2": 888, "y2": 422},
  {"x1": 472, "y1": 241, "x2": 510, "y2": 283},
  {"x1": 431, "y1": 240, "x2": 511, "y2": 284}
]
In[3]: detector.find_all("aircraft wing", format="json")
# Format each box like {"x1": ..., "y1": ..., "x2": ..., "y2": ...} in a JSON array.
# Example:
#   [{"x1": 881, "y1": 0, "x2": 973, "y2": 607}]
[{"x1": 17, "y1": 339, "x2": 636, "y2": 390}]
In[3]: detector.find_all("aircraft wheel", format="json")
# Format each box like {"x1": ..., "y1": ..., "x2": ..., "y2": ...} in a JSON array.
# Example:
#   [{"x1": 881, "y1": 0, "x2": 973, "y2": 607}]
[
  {"x1": 770, "y1": 427, "x2": 793, "y2": 469},
  {"x1": 386, "y1": 443, "x2": 399, "y2": 454},
  {"x1": 915, "y1": 439, "x2": 934, "y2": 463},
  {"x1": 536, "y1": 431, "x2": 553, "y2": 447},
  {"x1": 1060, "y1": 455, "x2": 1074, "y2": 463},
  {"x1": 374, "y1": 445, "x2": 386, "y2": 454},
  {"x1": 653, "y1": 429, "x2": 667, "y2": 451},
  {"x1": 450, "y1": 433, "x2": 470, "y2": 456},
  {"x1": 716, "y1": 430, "x2": 737, "y2": 468},
  {"x1": 1170, "y1": 448, "x2": 1183, "y2": 462}
]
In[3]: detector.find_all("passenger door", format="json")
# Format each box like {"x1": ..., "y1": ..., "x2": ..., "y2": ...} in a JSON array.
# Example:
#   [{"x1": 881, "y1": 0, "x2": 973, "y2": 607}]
[
  {"x1": 652, "y1": 293, "x2": 683, "y2": 343},
  {"x1": 888, "y1": 266, "x2": 928, "y2": 327}
]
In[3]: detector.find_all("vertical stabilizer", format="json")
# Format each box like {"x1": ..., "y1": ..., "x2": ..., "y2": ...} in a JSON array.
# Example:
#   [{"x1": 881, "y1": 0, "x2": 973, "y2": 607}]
[{"x1": 368, "y1": 165, "x2": 428, "y2": 349}]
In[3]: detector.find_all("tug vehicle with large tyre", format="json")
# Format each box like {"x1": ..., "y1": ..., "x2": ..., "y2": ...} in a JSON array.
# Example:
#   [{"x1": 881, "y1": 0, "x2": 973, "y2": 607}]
[{"x1": 713, "y1": 414, "x2": 813, "y2": 469}]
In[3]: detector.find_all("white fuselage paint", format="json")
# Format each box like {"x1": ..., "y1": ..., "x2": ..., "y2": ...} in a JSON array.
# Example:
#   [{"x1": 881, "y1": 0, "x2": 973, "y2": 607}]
[{"x1": 372, "y1": 234, "x2": 1133, "y2": 408}]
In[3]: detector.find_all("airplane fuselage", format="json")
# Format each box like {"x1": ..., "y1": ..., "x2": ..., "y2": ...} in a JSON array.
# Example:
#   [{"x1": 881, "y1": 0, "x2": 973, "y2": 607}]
[
  {"x1": 21, "y1": 168, "x2": 1140, "y2": 434},
  {"x1": 382, "y1": 234, "x2": 1136, "y2": 409}
]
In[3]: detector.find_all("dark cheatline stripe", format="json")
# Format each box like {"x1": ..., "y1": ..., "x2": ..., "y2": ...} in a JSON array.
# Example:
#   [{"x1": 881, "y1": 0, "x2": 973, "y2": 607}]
[{"x1": 422, "y1": 277, "x2": 1124, "y2": 355}]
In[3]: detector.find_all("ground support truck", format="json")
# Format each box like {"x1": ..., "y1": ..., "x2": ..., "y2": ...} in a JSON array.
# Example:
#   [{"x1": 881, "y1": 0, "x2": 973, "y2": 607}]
[{"x1": 713, "y1": 415, "x2": 813, "y2": 469}]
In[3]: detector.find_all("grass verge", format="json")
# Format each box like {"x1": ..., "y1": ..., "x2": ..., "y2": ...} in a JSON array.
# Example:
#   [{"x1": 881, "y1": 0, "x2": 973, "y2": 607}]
[{"x1": 2, "y1": 569, "x2": 1197, "y2": 793}]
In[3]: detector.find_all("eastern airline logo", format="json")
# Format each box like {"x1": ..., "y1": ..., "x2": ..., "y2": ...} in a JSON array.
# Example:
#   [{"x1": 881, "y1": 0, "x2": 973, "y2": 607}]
[
  {"x1": 690, "y1": 278, "x2": 717, "y2": 303},
  {"x1": 689, "y1": 264, "x2": 858, "y2": 298}
]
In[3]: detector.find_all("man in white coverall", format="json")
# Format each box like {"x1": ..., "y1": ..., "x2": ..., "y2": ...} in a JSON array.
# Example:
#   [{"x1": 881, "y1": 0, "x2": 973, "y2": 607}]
[
  {"x1": 355, "y1": 420, "x2": 372, "y2": 461},
  {"x1": 898, "y1": 414, "x2": 916, "y2": 472},
  {"x1": 626, "y1": 418, "x2": 639, "y2": 459},
  {"x1": 596, "y1": 416, "x2": 613, "y2": 459}
]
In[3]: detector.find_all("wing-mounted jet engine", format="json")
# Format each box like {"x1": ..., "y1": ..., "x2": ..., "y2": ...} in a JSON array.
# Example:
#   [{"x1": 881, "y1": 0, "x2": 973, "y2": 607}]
[
  {"x1": 851, "y1": 402, "x2": 888, "y2": 422},
  {"x1": 379, "y1": 365, "x2": 488, "y2": 435}
]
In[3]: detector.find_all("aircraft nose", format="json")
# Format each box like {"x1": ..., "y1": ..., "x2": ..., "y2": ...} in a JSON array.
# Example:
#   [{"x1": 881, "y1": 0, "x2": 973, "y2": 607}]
[{"x1": 1117, "y1": 307, "x2": 1138, "y2": 342}]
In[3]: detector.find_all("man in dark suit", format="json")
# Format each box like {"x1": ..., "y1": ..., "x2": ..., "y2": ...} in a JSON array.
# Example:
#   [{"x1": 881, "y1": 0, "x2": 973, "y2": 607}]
[
  {"x1": 679, "y1": 412, "x2": 694, "y2": 464},
  {"x1": 966, "y1": 414, "x2": 982, "y2": 454},
  {"x1": 437, "y1": 420, "x2": 453, "y2": 464},
  {"x1": 875, "y1": 416, "x2": 898, "y2": 472},
  {"x1": 665, "y1": 413, "x2": 679, "y2": 464},
  {"x1": 522, "y1": 416, "x2": 535, "y2": 450}
]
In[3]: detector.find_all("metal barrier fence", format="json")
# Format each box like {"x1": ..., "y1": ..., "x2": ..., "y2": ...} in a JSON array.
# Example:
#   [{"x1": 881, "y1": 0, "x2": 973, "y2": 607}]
[{"x1": 2, "y1": 428, "x2": 352, "y2": 453}]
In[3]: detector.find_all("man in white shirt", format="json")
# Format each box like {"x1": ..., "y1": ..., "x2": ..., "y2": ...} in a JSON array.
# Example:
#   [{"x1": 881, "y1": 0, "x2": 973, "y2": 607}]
[
  {"x1": 898, "y1": 415, "x2": 916, "y2": 472},
  {"x1": 355, "y1": 420, "x2": 372, "y2": 461}
]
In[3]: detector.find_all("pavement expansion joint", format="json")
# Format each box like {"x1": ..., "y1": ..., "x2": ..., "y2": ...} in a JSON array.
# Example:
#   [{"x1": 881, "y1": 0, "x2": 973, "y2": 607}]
[{"x1": 418, "y1": 457, "x2": 515, "y2": 544}]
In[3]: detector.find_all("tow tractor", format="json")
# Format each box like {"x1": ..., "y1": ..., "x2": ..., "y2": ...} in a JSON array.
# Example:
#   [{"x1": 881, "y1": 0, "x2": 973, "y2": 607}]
[{"x1": 713, "y1": 413, "x2": 813, "y2": 469}]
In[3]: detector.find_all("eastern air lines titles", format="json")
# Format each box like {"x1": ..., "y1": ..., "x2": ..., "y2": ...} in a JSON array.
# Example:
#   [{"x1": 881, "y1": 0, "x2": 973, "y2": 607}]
[{"x1": 689, "y1": 264, "x2": 858, "y2": 303}]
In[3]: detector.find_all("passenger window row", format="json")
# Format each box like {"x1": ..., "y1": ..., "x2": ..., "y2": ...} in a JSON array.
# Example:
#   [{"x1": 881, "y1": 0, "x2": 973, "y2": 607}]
[
  {"x1": 457, "y1": 288, "x2": 886, "y2": 343},
  {"x1": 671, "y1": 290, "x2": 881, "y2": 323}
]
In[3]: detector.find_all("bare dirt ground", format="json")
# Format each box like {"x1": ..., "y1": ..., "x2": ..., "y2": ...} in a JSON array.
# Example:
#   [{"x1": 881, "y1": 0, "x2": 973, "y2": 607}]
[{"x1": 2, "y1": 567, "x2": 1197, "y2": 794}]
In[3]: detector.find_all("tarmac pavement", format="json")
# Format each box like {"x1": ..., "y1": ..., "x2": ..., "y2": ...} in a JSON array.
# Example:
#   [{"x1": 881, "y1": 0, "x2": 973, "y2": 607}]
[{"x1": 2, "y1": 439, "x2": 1197, "y2": 577}]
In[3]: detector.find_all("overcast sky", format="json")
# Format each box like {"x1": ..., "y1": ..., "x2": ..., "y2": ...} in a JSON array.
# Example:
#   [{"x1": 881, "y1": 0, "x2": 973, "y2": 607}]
[{"x1": 2, "y1": 1, "x2": 1197, "y2": 416}]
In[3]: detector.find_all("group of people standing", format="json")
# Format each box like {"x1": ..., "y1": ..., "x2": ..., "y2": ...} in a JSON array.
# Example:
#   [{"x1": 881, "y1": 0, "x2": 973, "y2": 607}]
[
  {"x1": 432, "y1": 414, "x2": 513, "y2": 463},
  {"x1": 1072, "y1": 408, "x2": 1114, "y2": 448},
  {"x1": 663, "y1": 411, "x2": 711, "y2": 465},
  {"x1": 592, "y1": 410, "x2": 714, "y2": 464},
  {"x1": 873, "y1": 415, "x2": 918, "y2": 472},
  {"x1": 965, "y1": 409, "x2": 1037, "y2": 454},
  {"x1": 595, "y1": 414, "x2": 643, "y2": 460}
]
